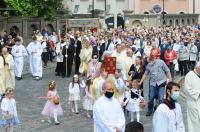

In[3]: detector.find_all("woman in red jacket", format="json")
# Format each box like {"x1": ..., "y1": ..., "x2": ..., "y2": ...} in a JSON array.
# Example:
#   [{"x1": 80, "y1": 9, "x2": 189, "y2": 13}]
[{"x1": 164, "y1": 46, "x2": 177, "y2": 78}]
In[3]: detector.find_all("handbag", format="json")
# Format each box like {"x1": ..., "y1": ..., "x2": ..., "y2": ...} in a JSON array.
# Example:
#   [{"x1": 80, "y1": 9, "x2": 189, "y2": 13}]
[
  {"x1": 139, "y1": 99, "x2": 146, "y2": 108},
  {"x1": 4, "y1": 112, "x2": 13, "y2": 120},
  {"x1": 53, "y1": 95, "x2": 60, "y2": 105}
]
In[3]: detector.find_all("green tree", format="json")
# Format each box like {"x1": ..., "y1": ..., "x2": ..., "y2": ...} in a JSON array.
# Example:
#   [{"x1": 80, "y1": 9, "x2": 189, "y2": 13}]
[{"x1": 4, "y1": 0, "x2": 64, "y2": 21}]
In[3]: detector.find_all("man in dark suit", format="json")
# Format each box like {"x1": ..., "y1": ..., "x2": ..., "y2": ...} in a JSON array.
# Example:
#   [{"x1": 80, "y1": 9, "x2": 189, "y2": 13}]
[{"x1": 66, "y1": 34, "x2": 82, "y2": 77}]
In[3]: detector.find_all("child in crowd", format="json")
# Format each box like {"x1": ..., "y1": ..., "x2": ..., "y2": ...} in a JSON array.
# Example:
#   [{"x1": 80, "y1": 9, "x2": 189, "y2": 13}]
[
  {"x1": 83, "y1": 77, "x2": 94, "y2": 118},
  {"x1": 79, "y1": 72, "x2": 87, "y2": 98},
  {"x1": 68, "y1": 74, "x2": 85, "y2": 114},
  {"x1": 0, "y1": 88, "x2": 19, "y2": 132},
  {"x1": 42, "y1": 81, "x2": 63, "y2": 125},
  {"x1": 124, "y1": 80, "x2": 143, "y2": 122}
]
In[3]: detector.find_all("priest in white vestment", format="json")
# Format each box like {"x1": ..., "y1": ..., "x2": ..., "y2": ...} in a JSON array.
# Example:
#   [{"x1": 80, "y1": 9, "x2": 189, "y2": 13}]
[
  {"x1": 152, "y1": 82, "x2": 185, "y2": 132},
  {"x1": 112, "y1": 43, "x2": 127, "y2": 81},
  {"x1": 11, "y1": 38, "x2": 28, "y2": 80},
  {"x1": 2, "y1": 47, "x2": 15, "y2": 91},
  {"x1": 184, "y1": 61, "x2": 200, "y2": 132},
  {"x1": 93, "y1": 81, "x2": 125, "y2": 132},
  {"x1": 27, "y1": 36, "x2": 43, "y2": 80}
]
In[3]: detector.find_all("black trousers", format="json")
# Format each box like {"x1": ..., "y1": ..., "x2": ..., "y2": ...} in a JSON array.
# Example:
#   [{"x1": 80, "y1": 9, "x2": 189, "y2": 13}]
[
  {"x1": 188, "y1": 61, "x2": 196, "y2": 71},
  {"x1": 178, "y1": 60, "x2": 188, "y2": 76},
  {"x1": 67, "y1": 56, "x2": 81, "y2": 77},
  {"x1": 63, "y1": 57, "x2": 66, "y2": 77},
  {"x1": 67, "y1": 57, "x2": 73, "y2": 77},
  {"x1": 42, "y1": 52, "x2": 48, "y2": 66},
  {"x1": 168, "y1": 62, "x2": 175, "y2": 78},
  {"x1": 48, "y1": 51, "x2": 53, "y2": 62},
  {"x1": 55, "y1": 62, "x2": 64, "y2": 76},
  {"x1": 74, "y1": 56, "x2": 81, "y2": 74}
]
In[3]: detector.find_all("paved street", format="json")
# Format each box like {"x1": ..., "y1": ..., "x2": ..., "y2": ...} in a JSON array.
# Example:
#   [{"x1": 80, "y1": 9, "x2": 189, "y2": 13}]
[{"x1": 4, "y1": 63, "x2": 188, "y2": 132}]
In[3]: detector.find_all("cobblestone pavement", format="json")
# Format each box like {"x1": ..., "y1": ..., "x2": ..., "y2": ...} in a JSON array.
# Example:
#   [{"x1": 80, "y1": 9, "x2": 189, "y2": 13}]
[{"x1": 1, "y1": 62, "x2": 188, "y2": 132}]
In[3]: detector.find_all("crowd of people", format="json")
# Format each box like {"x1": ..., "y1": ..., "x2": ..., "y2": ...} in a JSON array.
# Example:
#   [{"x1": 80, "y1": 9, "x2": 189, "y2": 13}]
[{"x1": 0, "y1": 24, "x2": 200, "y2": 132}]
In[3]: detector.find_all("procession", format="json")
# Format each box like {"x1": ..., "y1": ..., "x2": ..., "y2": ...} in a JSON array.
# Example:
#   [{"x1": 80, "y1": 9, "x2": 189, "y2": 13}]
[
  {"x1": 0, "y1": 23, "x2": 200, "y2": 132},
  {"x1": 1, "y1": 0, "x2": 200, "y2": 131}
]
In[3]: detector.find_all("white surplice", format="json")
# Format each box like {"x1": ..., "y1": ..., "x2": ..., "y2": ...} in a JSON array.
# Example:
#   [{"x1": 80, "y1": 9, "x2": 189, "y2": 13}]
[
  {"x1": 11, "y1": 44, "x2": 28, "y2": 77},
  {"x1": 152, "y1": 103, "x2": 185, "y2": 132},
  {"x1": 184, "y1": 71, "x2": 200, "y2": 132},
  {"x1": 27, "y1": 41, "x2": 43, "y2": 77},
  {"x1": 93, "y1": 95, "x2": 125, "y2": 132}
]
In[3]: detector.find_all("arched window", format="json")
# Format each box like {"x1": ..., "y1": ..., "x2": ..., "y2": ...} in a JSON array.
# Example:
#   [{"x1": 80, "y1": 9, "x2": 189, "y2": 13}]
[
  {"x1": 46, "y1": 24, "x2": 55, "y2": 33},
  {"x1": 144, "y1": 11, "x2": 149, "y2": 14},
  {"x1": 161, "y1": 11, "x2": 167, "y2": 14},
  {"x1": 192, "y1": 19, "x2": 196, "y2": 24},
  {"x1": 179, "y1": 12, "x2": 185, "y2": 14},
  {"x1": 175, "y1": 19, "x2": 179, "y2": 25},
  {"x1": 30, "y1": 24, "x2": 38, "y2": 32},
  {"x1": 10, "y1": 26, "x2": 19, "y2": 38},
  {"x1": 187, "y1": 19, "x2": 190, "y2": 25},
  {"x1": 182, "y1": 19, "x2": 185, "y2": 25},
  {"x1": 169, "y1": 20, "x2": 173, "y2": 26}
]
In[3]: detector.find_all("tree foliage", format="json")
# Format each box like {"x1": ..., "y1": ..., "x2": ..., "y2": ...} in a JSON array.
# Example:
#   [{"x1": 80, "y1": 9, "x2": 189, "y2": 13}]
[{"x1": 4, "y1": 0, "x2": 64, "y2": 21}]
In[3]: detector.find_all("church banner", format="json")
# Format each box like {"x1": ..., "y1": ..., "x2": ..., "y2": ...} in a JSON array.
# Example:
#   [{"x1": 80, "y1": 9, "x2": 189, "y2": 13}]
[{"x1": 67, "y1": 18, "x2": 99, "y2": 28}]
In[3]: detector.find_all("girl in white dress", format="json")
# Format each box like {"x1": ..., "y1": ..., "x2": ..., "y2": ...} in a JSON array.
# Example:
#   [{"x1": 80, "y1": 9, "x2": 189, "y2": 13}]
[
  {"x1": 83, "y1": 77, "x2": 94, "y2": 118},
  {"x1": 68, "y1": 74, "x2": 85, "y2": 114},
  {"x1": 0, "y1": 88, "x2": 19, "y2": 132},
  {"x1": 124, "y1": 80, "x2": 143, "y2": 122}
]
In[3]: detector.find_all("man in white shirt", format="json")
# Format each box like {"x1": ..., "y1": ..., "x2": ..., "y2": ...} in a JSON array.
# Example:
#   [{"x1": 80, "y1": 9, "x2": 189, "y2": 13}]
[{"x1": 93, "y1": 81, "x2": 125, "y2": 132}]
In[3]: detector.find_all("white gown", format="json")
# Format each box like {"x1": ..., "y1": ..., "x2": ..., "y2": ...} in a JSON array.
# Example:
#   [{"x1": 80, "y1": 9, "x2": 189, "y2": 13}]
[
  {"x1": 93, "y1": 95, "x2": 125, "y2": 132},
  {"x1": 184, "y1": 71, "x2": 200, "y2": 132},
  {"x1": 152, "y1": 103, "x2": 185, "y2": 132},
  {"x1": 27, "y1": 41, "x2": 43, "y2": 77},
  {"x1": 11, "y1": 44, "x2": 28, "y2": 77}
]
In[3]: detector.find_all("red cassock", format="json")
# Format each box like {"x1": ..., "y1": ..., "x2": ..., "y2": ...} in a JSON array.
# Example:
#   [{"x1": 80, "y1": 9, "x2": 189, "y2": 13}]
[{"x1": 164, "y1": 50, "x2": 177, "y2": 65}]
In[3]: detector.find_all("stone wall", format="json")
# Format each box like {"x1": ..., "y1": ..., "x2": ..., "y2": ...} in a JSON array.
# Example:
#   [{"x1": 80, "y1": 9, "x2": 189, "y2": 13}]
[{"x1": 124, "y1": 14, "x2": 199, "y2": 28}]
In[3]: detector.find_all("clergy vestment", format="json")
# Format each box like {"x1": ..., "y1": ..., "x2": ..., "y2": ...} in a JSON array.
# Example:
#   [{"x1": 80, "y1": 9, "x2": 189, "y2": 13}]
[
  {"x1": 112, "y1": 51, "x2": 127, "y2": 81},
  {"x1": 11, "y1": 44, "x2": 28, "y2": 78},
  {"x1": 79, "y1": 46, "x2": 92, "y2": 74},
  {"x1": 92, "y1": 76, "x2": 105, "y2": 100},
  {"x1": 152, "y1": 103, "x2": 185, "y2": 132},
  {"x1": 184, "y1": 71, "x2": 200, "y2": 132},
  {"x1": 3, "y1": 53, "x2": 15, "y2": 91},
  {"x1": 93, "y1": 95, "x2": 125, "y2": 132},
  {"x1": 27, "y1": 41, "x2": 43, "y2": 77},
  {"x1": 115, "y1": 77, "x2": 126, "y2": 104},
  {"x1": 0, "y1": 56, "x2": 4, "y2": 94},
  {"x1": 125, "y1": 55, "x2": 136, "y2": 81}
]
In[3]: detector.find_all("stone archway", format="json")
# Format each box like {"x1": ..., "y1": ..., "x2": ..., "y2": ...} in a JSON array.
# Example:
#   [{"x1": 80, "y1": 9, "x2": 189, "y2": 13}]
[
  {"x1": 105, "y1": 15, "x2": 124, "y2": 29},
  {"x1": 46, "y1": 24, "x2": 55, "y2": 33},
  {"x1": 132, "y1": 20, "x2": 142, "y2": 28},
  {"x1": 10, "y1": 25, "x2": 19, "y2": 38},
  {"x1": 169, "y1": 20, "x2": 173, "y2": 26}
]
